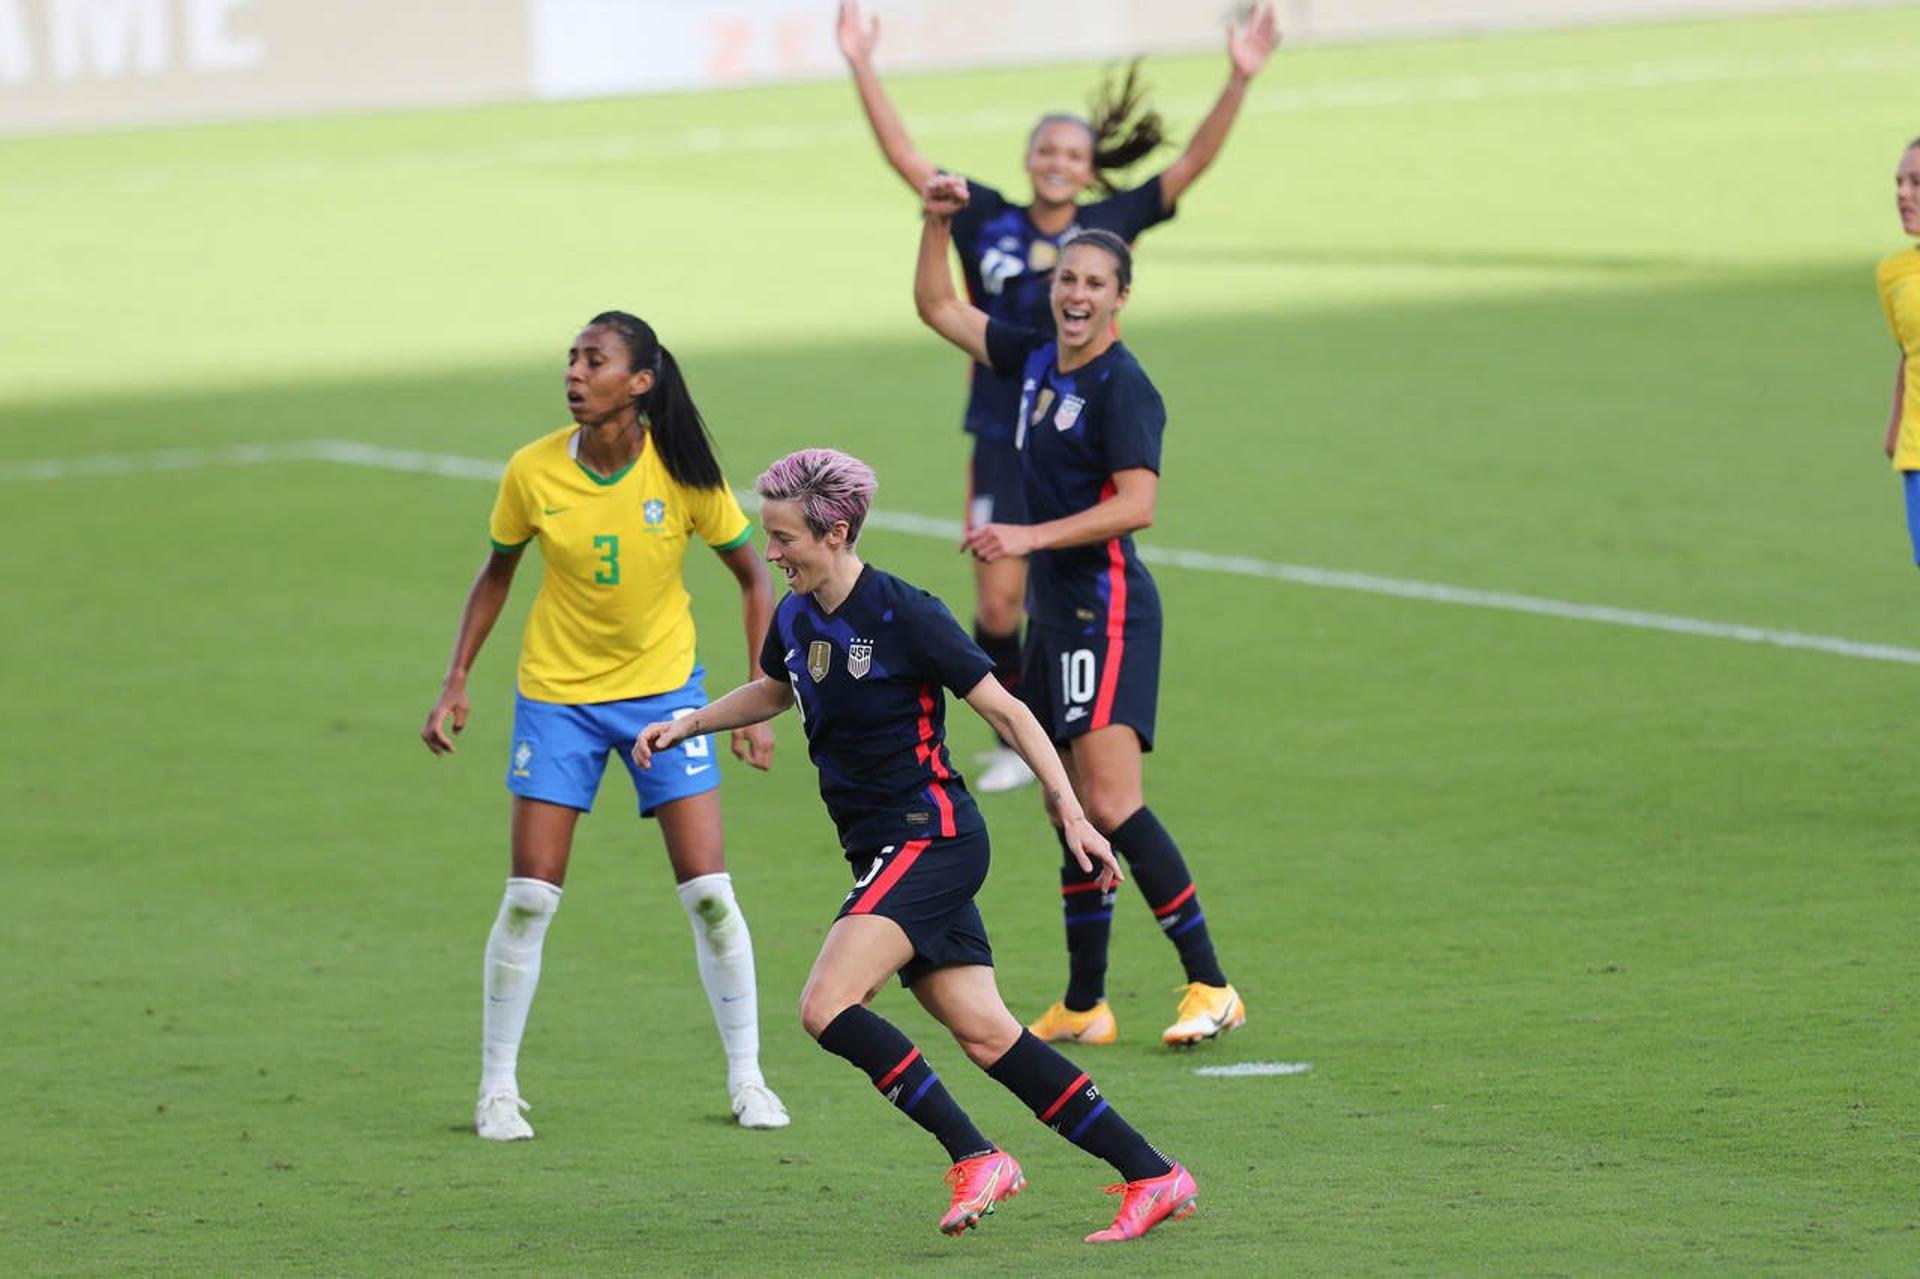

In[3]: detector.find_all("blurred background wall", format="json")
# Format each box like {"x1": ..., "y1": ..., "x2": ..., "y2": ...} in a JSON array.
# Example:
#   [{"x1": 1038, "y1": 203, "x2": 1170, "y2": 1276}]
[{"x1": 0, "y1": 0, "x2": 1901, "y2": 135}]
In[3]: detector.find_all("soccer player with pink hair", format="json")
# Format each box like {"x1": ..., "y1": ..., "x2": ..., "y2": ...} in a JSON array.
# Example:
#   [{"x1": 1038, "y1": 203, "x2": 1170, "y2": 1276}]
[{"x1": 633, "y1": 447, "x2": 1199, "y2": 1243}]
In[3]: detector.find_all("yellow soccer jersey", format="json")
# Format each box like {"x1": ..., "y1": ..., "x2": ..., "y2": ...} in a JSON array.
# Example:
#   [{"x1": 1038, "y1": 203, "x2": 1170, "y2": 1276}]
[
  {"x1": 1876, "y1": 247, "x2": 1920, "y2": 470},
  {"x1": 489, "y1": 426, "x2": 753, "y2": 703}
]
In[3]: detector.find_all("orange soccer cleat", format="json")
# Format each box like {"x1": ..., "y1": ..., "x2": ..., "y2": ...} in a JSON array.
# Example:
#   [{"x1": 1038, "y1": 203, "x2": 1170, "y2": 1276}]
[
  {"x1": 938, "y1": 1150, "x2": 1026, "y2": 1236},
  {"x1": 1084, "y1": 1161, "x2": 1199, "y2": 1243},
  {"x1": 1161, "y1": 982, "x2": 1245, "y2": 1047},
  {"x1": 1028, "y1": 999, "x2": 1118, "y2": 1045}
]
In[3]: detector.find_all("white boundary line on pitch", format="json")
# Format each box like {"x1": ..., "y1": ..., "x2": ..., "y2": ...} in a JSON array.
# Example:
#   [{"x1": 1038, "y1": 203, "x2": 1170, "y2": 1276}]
[
  {"x1": 1193, "y1": 1062, "x2": 1313, "y2": 1078},
  {"x1": 9, "y1": 438, "x2": 1920, "y2": 668}
]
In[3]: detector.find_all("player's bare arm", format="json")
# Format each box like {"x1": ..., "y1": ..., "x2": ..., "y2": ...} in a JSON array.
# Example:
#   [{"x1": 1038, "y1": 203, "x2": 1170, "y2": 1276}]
[
  {"x1": 1158, "y1": 1, "x2": 1281, "y2": 208},
  {"x1": 914, "y1": 175, "x2": 992, "y2": 364},
  {"x1": 962, "y1": 675, "x2": 1122, "y2": 890},
  {"x1": 1888, "y1": 355, "x2": 1906, "y2": 458},
  {"x1": 422, "y1": 548, "x2": 522, "y2": 755},
  {"x1": 632, "y1": 676, "x2": 795, "y2": 768},
  {"x1": 964, "y1": 467, "x2": 1155, "y2": 563},
  {"x1": 717, "y1": 539, "x2": 778, "y2": 769},
  {"x1": 838, "y1": 0, "x2": 940, "y2": 194}
]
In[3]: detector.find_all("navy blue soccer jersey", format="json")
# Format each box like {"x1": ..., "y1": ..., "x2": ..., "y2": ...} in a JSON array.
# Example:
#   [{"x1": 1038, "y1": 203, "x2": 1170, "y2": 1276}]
[
  {"x1": 759, "y1": 567, "x2": 995, "y2": 856},
  {"x1": 950, "y1": 175, "x2": 1173, "y2": 442},
  {"x1": 984, "y1": 320, "x2": 1166, "y2": 636}
]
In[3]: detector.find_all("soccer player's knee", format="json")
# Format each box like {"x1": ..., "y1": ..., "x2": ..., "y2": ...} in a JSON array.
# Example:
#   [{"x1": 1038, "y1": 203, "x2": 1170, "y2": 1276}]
[
  {"x1": 798, "y1": 989, "x2": 853, "y2": 1040},
  {"x1": 1080, "y1": 787, "x2": 1137, "y2": 835},
  {"x1": 501, "y1": 877, "x2": 560, "y2": 937},
  {"x1": 680, "y1": 874, "x2": 747, "y2": 956},
  {"x1": 977, "y1": 593, "x2": 1021, "y2": 635}
]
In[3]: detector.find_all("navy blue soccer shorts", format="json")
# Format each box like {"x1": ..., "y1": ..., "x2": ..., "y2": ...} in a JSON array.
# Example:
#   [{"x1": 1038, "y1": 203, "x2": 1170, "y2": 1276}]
[
  {"x1": 1020, "y1": 620, "x2": 1160, "y2": 752},
  {"x1": 506, "y1": 666, "x2": 719, "y2": 816},
  {"x1": 836, "y1": 829, "x2": 994, "y2": 987},
  {"x1": 967, "y1": 437, "x2": 1029, "y2": 531}
]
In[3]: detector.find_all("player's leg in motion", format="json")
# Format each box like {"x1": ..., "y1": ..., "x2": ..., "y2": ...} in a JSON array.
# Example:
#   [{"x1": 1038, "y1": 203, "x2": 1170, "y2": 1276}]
[
  {"x1": 1031, "y1": 745, "x2": 1120, "y2": 1042},
  {"x1": 800, "y1": 915, "x2": 1017, "y2": 1235},
  {"x1": 476, "y1": 798, "x2": 576, "y2": 1140},
  {"x1": 657, "y1": 792, "x2": 787, "y2": 1129},
  {"x1": 916, "y1": 964, "x2": 1197, "y2": 1244},
  {"x1": 1075, "y1": 727, "x2": 1245, "y2": 1047}
]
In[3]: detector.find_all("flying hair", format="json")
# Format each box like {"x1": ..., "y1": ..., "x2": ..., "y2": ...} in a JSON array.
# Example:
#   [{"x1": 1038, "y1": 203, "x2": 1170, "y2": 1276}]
[
  {"x1": 754, "y1": 449, "x2": 878, "y2": 545},
  {"x1": 1029, "y1": 59, "x2": 1168, "y2": 196},
  {"x1": 584, "y1": 310, "x2": 726, "y2": 490}
]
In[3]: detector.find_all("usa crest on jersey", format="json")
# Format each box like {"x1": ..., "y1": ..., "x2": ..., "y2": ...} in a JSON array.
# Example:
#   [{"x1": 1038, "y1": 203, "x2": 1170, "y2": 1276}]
[
  {"x1": 1055, "y1": 395, "x2": 1085, "y2": 431},
  {"x1": 848, "y1": 639, "x2": 873, "y2": 679}
]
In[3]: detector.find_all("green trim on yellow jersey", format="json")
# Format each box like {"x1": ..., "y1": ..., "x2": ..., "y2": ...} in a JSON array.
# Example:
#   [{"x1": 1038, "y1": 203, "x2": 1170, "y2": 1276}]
[
  {"x1": 574, "y1": 455, "x2": 639, "y2": 486},
  {"x1": 714, "y1": 525, "x2": 754, "y2": 552},
  {"x1": 487, "y1": 425, "x2": 756, "y2": 704},
  {"x1": 491, "y1": 537, "x2": 531, "y2": 554}
]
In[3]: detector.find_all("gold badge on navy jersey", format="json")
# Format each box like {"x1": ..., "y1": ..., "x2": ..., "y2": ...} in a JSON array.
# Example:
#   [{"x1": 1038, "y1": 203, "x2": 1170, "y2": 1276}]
[
  {"x1": 807, "y1": 640, "x2": 832, "y2": 682},
  {"x1": 1030, "y1": 387, "x2": 1057, "y2": 427},
  {"x1": 848, "y1": 639, "x2": 873, "y2": 680},
  {"x1": 1028, "y1": 240, "x2": 1059, "y2": 272}
]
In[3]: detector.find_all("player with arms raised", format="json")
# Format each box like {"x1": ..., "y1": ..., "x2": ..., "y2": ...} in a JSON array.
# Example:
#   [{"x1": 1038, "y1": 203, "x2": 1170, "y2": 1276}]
[
  {"x1": 837, "y1": 0, "x2": 1280, "y2": 793},
  {"x1": 914, "y1": 174, "x2": 1247, "y2": 1049}
]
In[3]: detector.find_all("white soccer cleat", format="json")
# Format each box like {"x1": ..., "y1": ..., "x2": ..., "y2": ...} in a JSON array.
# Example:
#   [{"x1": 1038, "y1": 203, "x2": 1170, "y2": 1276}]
[
  {"x1": 975, "y1": 746, "x2": 1036, "y2": 794},
  {"x1": 475, "y1": 1089, "x2": 534, "y2": 1141},
  {"x1": 730, "y1": 1080, "x2": 791, "y2": 1130}
]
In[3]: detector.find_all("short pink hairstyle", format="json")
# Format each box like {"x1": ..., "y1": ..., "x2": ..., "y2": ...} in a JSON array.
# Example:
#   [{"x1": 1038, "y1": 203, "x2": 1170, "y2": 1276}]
[{"x1": 754, "y1": 448, "x2": 878, "y2": 544}]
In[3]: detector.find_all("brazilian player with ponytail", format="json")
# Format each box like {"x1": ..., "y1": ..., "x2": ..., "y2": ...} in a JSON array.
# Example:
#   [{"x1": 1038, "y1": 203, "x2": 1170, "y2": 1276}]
[
  {"x1": 837, "y1": 0, "x2": 1280, "y2": 794},
  {"x1": 422, "y1": 312, "x2": 790, "y2": 1139}
]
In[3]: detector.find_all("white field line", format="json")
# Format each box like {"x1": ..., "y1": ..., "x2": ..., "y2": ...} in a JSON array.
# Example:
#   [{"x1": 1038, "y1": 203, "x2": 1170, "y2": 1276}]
[
  {"x1": 1193, "y1": 1061, "x2": 1314, "y2": 1078},
  {"x1": 8, "y1": 437, "x2": 1919, "y2": 668},
  {"x1": 11, "y1": 45, "x2": 1905, "y2": 196}
]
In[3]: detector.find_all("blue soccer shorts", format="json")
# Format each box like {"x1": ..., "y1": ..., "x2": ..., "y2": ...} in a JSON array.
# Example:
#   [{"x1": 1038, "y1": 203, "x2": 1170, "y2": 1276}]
[
  {"x1": 506, "y1": 666, "x2": 719, "y2": 816},
  {"x1": 1903, "y1": 471, "x2": 1920, "y2": 566}
]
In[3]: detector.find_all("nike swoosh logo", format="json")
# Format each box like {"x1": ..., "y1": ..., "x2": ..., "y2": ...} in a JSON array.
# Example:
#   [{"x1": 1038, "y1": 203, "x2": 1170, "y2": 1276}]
[
  {"x1": 543, "y1": 506, "x2": 568, "y2": 515},
  {"x1": 1064, "y1": 706, "x2": 1088, "y2": 722},
  {"x1": 685, "y1": 763, "x2": 712, "y2": 776}
]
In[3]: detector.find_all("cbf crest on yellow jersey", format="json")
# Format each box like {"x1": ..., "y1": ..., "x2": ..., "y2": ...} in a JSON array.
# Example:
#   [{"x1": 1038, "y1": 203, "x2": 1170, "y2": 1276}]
[
  {"x1": 1876, "y1": 248, "x2": 1920, "y2": 470},
  {"x1": 489, "y1": 426, "x2": 753, "y2": 703}
]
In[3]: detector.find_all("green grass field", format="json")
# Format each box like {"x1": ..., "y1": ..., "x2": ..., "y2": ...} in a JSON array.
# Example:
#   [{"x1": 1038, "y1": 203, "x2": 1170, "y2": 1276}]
[{"x1": 5, "y1": 6, "x2": 1920, "y2": 1274}]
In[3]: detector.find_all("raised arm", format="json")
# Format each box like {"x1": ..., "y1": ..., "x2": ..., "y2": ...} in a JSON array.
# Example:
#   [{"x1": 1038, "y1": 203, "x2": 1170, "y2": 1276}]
[
  {"x1": 837, "y1": 0, "x2": 939, "y2": 194},
  {"x1": 914, "y1": 173, "x2": 992, "y2": 365},
  {"x1": 1157, "y1": 2, "x2": 1280, "y2": 209}
]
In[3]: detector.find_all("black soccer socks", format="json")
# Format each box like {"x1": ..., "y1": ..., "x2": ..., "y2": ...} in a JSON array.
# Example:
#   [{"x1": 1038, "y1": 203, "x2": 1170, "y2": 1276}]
[
  {"x1": 987, "y1": 1030, "x2": 1172, "y2": 1183},
  {"x1": 817, "y1": 1005, "x2": 992, "y2": 1162},
  {"x1": 1110, "y1": 807, "x2": 1228, "y2": 989},
  {"x1": 1058, "y1": 825, "x2": 1117, "y2": 1011}
]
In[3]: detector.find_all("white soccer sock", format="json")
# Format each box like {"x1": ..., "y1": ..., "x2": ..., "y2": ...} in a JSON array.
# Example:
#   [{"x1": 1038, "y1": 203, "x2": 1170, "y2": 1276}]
[
  {"x1": 675, "y1": 872, "x2": 764, "y2": 1091},
  {"x1": 480, "y1": 876, "x2": 562, "y2": 1097}
]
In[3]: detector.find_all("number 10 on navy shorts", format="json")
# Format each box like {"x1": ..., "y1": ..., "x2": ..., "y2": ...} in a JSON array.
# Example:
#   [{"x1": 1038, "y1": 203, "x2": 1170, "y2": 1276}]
[{"x1": 506, "y1": 667, "x2": 718, "y2": 816}]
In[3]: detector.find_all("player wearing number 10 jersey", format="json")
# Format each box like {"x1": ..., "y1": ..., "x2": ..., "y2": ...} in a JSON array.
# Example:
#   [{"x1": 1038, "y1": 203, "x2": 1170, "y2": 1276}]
[
  {"x1": 421, "y1": 311, "x2": 788, "y2": 1140},
  {"x1": 915, "y1": 176, "x2": 1247, "y2": 1050}
]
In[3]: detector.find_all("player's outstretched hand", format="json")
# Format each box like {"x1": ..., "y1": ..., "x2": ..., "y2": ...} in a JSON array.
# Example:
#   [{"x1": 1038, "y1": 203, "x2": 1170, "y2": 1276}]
[
  {"x1": 961, "y1": 521, "x2": 1034, "y2": 563},
  {"x1": 1063, "y1": 815, "x2": 1123, "y2": 892},
  {"x1": 1229, "y1": 2, "x2": 1281, "y2": 81},
  {"x1": 836, "y1": 0, "x2": 880, "y2": 66},
  {"x1": 922, "y1": 172, "x2": 969, "y2": 218},
  {"x1": 732, "y1": 722, "x2": 775, "y2": 770},
  {"x1": 422, "y1": 685, "x2": 469, "y2": 756},
  {"x1": 630, "y1": 719, "x2": 684, "y2": 770}
]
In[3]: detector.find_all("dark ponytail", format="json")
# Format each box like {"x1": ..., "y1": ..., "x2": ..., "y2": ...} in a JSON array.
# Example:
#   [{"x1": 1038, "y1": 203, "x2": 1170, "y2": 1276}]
[
  {"x1": 1085, "y1": 60, "x2": 1166, "y2": 194},
  {"x1": 588, "y1": 310, "x2": 726, "y2": 491}
]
